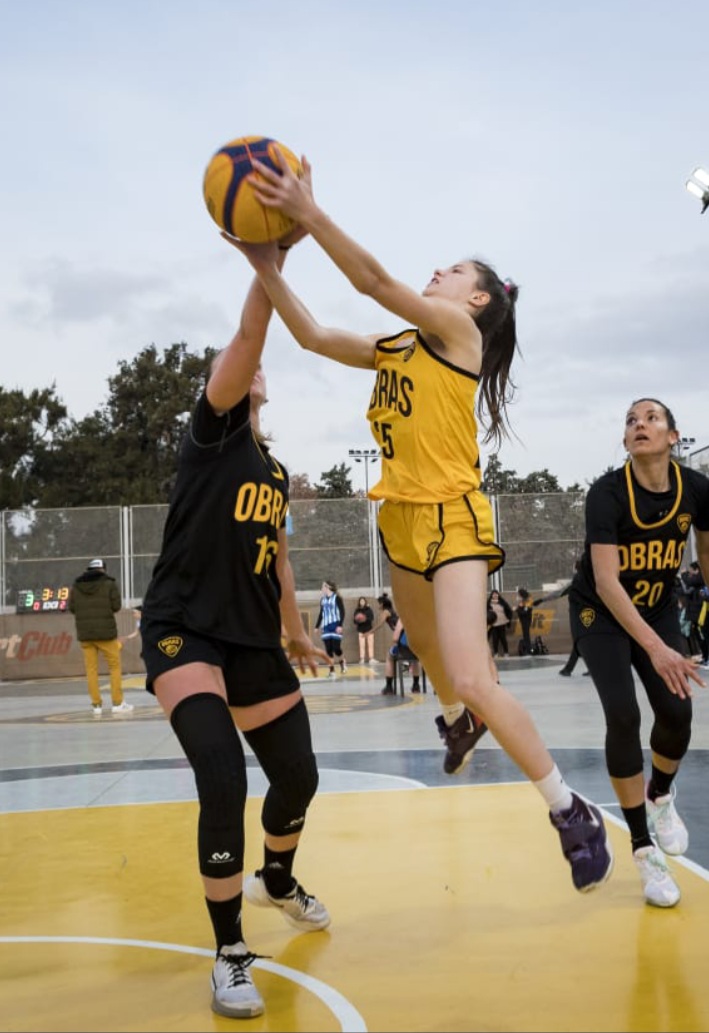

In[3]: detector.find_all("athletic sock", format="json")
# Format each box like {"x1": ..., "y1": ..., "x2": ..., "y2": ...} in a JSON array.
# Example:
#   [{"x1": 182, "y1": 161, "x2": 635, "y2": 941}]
[
  {"x1": 534, "y1": 764, "x2": 574, "y2": 813},
  {"x1": 441, "y1": 702, "x2": 465, "y2": 726},
  {"x1": 206, "y1": 894, "x2": 243, "y2": 952},
  {"x1": 263, "y1": 845, "x2": 297, "y2": 897},
  {"x1": 647, "y1": 766, "x2": 675, "y2": 801},
  {"x1": 622, "y1": 802, "x2": 654, "y2": 851}
]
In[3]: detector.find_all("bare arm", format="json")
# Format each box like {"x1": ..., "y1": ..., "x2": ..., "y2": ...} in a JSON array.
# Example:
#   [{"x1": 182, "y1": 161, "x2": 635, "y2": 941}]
[
  {"x1": 222, "y1": 233, "x2": 377, "y2": 369},
  {"x1": 247, "y1": 152, "x2": 476, "y2": 356},
  {"x1": 591, "y1": 543, "x2": 703, "y2": 698},
  {"x1": 205, "y1": 244, "x2": 294, "y2": 413},
  {"x1": 276, "y1": 526, "x2": 329, "y2": 675}
]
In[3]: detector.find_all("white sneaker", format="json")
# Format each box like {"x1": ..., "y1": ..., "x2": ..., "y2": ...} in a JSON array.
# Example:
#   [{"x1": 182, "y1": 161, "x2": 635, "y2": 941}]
[
  {"x1": 211, "y1": 943, "x2": 264, "y2": 1018},
  {"x1": 92, "y1": 705, "x2": 102, "y2": 717},
  {"x1": 111, "y1": 701, "x2": 134, "y2": 714},
  {"x1": 244, "y1": 870, "x2": 331, "y2": 931},
  {"x1": 368, "y1": 658, "x2": 379, "y2": 664},
  {"x1": 633, "y1": 845, "x2": 681, "y2": 907},
  {"x1": 340, "y1": 661, "x2": 348, "y2": 675},
  {"x1": 646, "y1": 786, "x2": 688, "y2": 855},
  {"x1": 327, "y1": 670, "x2": 336, "y2": 680}
]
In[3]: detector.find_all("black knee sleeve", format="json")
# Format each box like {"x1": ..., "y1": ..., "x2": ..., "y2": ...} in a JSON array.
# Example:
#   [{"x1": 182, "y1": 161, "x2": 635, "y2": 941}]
[
  {"x1": 244, "y1": 700, "x2": 319, "y2": 837},
  {"x1": 170, "y1": 693, "x2": 247, "y2": 879},
  {"x1": 649, "y1": 706, "x2": 693, "y2": 761}
]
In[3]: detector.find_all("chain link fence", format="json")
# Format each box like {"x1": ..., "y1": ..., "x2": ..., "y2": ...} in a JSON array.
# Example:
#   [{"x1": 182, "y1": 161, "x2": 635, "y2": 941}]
[{"x1": 0, "y1": 493, "x2": 588, "y2": 611}]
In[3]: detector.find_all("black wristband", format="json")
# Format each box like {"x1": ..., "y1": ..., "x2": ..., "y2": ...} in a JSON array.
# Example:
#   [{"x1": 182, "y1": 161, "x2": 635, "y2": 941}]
[{"x1": 278, "y1": 244, "x2": 291, "y2": 251}]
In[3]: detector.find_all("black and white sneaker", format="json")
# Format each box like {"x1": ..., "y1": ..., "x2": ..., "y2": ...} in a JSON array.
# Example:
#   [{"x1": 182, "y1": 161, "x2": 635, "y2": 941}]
[
  {"x1": 211, "y1": 942, "x2": 264, "y2": 1018},
  {"x1": 244, "y1": 870, "x2": 331, "y2": 931}
]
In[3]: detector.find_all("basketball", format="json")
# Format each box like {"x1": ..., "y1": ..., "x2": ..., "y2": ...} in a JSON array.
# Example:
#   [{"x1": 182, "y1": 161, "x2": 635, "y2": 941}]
[{"x1": 202, "y1": 135, "x2": 302, "y2": 243}]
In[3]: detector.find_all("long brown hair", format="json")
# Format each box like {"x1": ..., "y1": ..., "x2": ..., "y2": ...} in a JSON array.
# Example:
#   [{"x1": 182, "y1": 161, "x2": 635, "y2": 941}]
[{"x1": 471, "y1": 259, "x2": 520, "y2": 448}]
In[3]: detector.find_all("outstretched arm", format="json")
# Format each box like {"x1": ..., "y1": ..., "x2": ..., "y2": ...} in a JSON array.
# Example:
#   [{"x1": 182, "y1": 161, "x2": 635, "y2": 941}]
[
  {"x1": 222, "y1": 233, "x2": 377, "y2": 369},
  {"x1": 247, "y1": 151, "x2": 475, "y2": 350},
  {"x1": 206, "y1": 229, "x2": 304, "y2": 413}
]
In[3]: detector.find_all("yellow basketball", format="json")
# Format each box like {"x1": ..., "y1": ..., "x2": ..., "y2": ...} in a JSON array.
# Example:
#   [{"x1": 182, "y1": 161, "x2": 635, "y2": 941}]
[{"x1": 202, "y1": 135, "x2": 302, "y2": 243}]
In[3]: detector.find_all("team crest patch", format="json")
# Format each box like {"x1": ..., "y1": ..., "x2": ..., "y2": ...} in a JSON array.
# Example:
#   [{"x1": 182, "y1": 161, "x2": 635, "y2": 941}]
[
  {"x1": 677, "y1": 513, "x2": 692, "y2": 534},
  {"x1": 158, "y1": 636, "x2": 184, "y2": 658},
  {"x1": 425, "y1": 540, "x2": 441, "y2": 567},
  {"x1": 580, "y1": 607, "x2": 596, "y2": 629},
  {"x1": 403, "y1": 344, "x2": 416, "y2": 361}
]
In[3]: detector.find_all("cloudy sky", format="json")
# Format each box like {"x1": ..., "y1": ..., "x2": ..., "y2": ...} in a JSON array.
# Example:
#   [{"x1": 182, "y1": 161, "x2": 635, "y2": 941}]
[{"x1": 2, "y1": 0, "x2": 708, "y2": 493}]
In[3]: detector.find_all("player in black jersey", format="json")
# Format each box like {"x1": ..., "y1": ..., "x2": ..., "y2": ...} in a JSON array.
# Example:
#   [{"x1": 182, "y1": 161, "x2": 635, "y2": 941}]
[
  {"x1": 140, "y1": 234, "x2": 330, "y2": 1020},
  {"x1": 569, "y1": 398, "x2": 709, "y2": 908},
  {"x1": 226, "y1": 151, "x2": 615, "y2": 900}
]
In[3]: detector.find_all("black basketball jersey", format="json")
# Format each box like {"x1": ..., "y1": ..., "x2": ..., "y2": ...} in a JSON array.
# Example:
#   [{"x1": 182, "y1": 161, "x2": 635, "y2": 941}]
[
  {"x1": 142, "y1": 392, "x2": 289, "y2": 646},
  {"x1": 570, "y1": 460, "x2": 709, "y2": 624}
]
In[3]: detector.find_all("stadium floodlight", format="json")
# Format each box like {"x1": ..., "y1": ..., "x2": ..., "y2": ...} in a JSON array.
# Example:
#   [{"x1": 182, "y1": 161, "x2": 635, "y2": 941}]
[
  {"x1": 685, "y1": 166, "x2": 709, "y2": 214},
  {"x1": 348, "y1": 448, "x2": 381, "y2": 495}
]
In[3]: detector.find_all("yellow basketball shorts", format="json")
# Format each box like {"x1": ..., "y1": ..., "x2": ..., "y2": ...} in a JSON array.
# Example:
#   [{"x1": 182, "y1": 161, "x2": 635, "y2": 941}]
[{"x1": 377, "y1": 493, "x2": 505, "y2": 579}]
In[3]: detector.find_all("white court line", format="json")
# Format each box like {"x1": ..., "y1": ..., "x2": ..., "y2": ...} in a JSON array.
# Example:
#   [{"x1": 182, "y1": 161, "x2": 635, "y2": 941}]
[{"x1": 0, "y1": 935, "x2": 368, "y2": 1033}]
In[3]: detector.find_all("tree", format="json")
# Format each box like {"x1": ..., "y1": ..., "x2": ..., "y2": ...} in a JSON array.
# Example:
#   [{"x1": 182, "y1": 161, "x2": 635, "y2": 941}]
[
  {"x1": 0, "y1": 385, "x2": 68, "y2": 509},
  {"x1": 34, "y1": 342, "x2": 216, "y2": 506},
  {"x1": 481, "y1": 455, "x2": 520, "y2": 494},
  {"x1": 288, "y1": 472, "x2": 318, "y2": 499},
  {"x1": 315, "y1": 463, "x2": 355, "y2": 499},
  {"x1": 517, "y1": 468, "x2": 562, "y2": 493}
]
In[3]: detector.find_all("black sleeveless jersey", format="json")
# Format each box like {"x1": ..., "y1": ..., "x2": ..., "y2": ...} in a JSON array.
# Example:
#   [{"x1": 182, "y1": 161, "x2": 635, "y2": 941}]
[
  {"x1": 142, "y1": 391, "x2": 289, "y2": 646},
  {"x1": 569, "y1": 460, "x2": 709, "y2": 625}
]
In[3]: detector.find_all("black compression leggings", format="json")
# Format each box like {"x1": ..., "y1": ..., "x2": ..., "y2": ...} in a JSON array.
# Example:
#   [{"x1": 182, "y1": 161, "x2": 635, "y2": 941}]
[
  {"x1": 322, "y1": 638, "x2": 343, "y2": 660},
  {"x1": 578, "y1": 631, "x2": 692, "y2": 779}
]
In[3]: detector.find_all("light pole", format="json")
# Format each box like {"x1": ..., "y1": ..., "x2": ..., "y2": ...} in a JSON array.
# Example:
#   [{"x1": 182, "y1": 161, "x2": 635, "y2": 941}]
[
  {"x1": 678, "y1": 436, "x2": 696, "y2": 464},
  {"x1": 348, "y1": 448, "x2": 381, "y2": 496},
  {"x1": 348, "y1": 448, "x2": 382, "y2": 594},
  {"x1": 686, "y1": 166, "x2": 709, "y2": 214}
]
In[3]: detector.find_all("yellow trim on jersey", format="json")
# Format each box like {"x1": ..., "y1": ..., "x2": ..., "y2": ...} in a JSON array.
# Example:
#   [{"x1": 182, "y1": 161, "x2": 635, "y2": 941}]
[
  {"x1": 367, "y1": 329, "x2": 481, "y2": 503},
  {"x1": 624, "y1": 460, "x2": 683, "y2": 530}
]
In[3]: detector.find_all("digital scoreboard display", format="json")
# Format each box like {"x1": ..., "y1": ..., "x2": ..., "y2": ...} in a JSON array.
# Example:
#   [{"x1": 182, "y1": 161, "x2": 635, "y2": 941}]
[{"x1": 16, "y1": 586, "x2": 70, "y2": 614}]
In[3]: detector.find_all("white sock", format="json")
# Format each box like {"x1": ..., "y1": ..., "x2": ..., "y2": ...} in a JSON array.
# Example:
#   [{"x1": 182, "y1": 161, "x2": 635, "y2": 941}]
[
  {"x1": 534, "y1": 764, "x2": 574, "y2": 813},
  {"x1": 441, "y1": 702, "x2": 465, "y2": 726}
]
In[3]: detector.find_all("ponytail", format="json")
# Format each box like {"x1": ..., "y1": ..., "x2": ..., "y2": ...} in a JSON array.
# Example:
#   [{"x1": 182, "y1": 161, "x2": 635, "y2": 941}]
[{"x1": 471, "y1": 261, "x2": 520, "y2": 449}]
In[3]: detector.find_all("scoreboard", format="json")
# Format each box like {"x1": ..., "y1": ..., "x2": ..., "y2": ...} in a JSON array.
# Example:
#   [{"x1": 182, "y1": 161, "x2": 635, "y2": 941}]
[{"x1": 16, "y1": 586, "x2": 71, "y2": 614}]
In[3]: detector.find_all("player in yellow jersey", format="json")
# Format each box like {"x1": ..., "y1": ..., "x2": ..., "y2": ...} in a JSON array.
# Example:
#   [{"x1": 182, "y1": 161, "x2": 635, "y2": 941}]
[{"x1": 226, "y1": 151, "x2": 613, "y2": 894}]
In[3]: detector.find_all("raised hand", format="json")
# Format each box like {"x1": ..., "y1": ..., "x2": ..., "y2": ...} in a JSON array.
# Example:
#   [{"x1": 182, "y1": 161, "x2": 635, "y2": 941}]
[{"x1": 248, "y1": 150, "x2": 316, "y2": 225}]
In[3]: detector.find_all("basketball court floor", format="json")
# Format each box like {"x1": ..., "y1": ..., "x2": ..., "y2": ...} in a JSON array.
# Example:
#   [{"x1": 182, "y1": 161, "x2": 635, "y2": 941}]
[{"x1": 1, "y1": 656, "x2": 708, "y2": 1032}]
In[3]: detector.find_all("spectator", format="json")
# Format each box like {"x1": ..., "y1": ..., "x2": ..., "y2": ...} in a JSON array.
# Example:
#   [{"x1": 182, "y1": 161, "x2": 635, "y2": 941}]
[
  {"x1": 315, "y1": 580, "x2": 347, "y2": 678},
  {"x1": 353, "y1": 596, "x2": 377, "y2": 664},
  {"x1": 381, "y1": 618, "x2": 421, "y2": 695},
  {"x1": 68, "y1": 558, "x2": 133, "y2": 716},
  {"x1": 487, "y1": 589, "x2": 512, "y2": 657},
  {"x1": 374, "y1": 592, "x2": 398, "y2": 634},
  {"x1": 677, "y1": 594, "x2": 693, "y2": 656},
  {"x1": 119, "y1": 606, "x2": 142, "y2": 646},
  {"x1": 681, "y1": 561, "x2": 708, "y2": 662},
  {"x1": 514, "y1": 588, "x2": 535, "y2": 657}
]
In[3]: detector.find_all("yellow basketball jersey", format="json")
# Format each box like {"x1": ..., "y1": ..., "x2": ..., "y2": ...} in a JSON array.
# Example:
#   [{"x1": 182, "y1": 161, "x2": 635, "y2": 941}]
[{"x1": 366, "y1": 329, "x2": 481, "y2": 503}]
